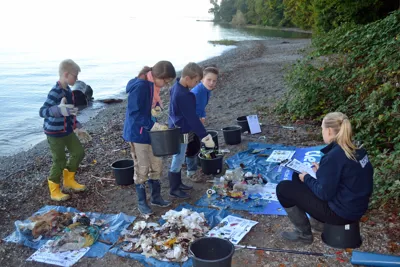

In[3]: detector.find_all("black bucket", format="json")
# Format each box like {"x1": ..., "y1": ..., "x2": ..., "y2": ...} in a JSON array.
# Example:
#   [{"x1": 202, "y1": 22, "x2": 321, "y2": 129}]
[
  {"x1": 198, "y1": 154, "x2": 224, "y2": 175},
  {"x1": 189, "y1": 237, "x2": 235, "y2": 267},
  {"x1": 206, "y1": 129, "x2": 219, "y2": 150},
  {"x1": 321, "y1": 222, "x2": 362, "y2": 249},
  {"x1": 149, "y1": 127, "x2": 181, "y2": 157},
  {"x1": 236, "y1": 116, "x2": 250, "y2": 133},
  {"x1": 222, "y1": 126, "x2": 242, "y2": 145},
  {"x1": 111, "y1": 159, "x2": 134, "y2": 185}
]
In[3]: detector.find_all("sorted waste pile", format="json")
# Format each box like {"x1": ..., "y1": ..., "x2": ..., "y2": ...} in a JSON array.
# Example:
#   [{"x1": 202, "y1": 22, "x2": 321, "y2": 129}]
[
  {"x1": 208, "y1": 167, "x2": 267, "y2": 199},
  {"x1": 118, "y1": 208, "x2": 209, "y2": 262},
  {"x1": 17, "y1": 209, "x2": 103, "y2": 252}
]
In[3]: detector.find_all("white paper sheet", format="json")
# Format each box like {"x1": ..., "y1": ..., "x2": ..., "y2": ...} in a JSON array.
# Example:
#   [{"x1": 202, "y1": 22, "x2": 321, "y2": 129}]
[
  {"x1": 206, "y1": 215, "x2": 258, "y2": 244},
  {"x1": 26, "y1": 240, "x2": 89, "y2": 267},
  {"x1": 246, "y1": 115, "x2": 261, "y2": 134},
  {"x1": 258, "y1": 183, "x2": 279, "y2": 201},
  {"x1": 266, "y1": 150, "x2": 296, "y2": 163},
  {"x1": 285, "y1": 159, "x2": 316, "y2": 179}
]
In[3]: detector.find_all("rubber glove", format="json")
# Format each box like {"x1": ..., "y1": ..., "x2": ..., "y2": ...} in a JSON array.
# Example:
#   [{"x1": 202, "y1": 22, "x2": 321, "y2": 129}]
[
  {"x1": 49, "y1": 97, "x2": 78, "y2": 117},
  {"x1": 150, "y1": 122, "x2": 168, "y2": 131},
  {"x1": 201, "y1": 134, "x2": 215, "y2": 148},
  {"x1": 74, "y1": 128, "x2": 92, "y2": 143},
  {"x1": 151, "y1": 106, "x2": 162, "y2": 117}
]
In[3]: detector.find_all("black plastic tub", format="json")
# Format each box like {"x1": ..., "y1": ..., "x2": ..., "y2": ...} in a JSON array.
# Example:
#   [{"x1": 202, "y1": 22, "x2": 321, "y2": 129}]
[
  {"x1": 111, "y1": 159, "x2": 134, "y2": 185},
  {"x1": 222, "y1": 126, "x2": 242, "y2": 145},
  {"x1": 236, "y1": 116, "x2": 250, "y2": 133},
  {"x1": 149, "y1": 127, "x2": 181, "y2": 156},
  {"x1": 198, "y1": 154, "x2": 224, "y2": 175},
  {"x1": 189, "y1": 237, "x2": 235, "y2": 267}
]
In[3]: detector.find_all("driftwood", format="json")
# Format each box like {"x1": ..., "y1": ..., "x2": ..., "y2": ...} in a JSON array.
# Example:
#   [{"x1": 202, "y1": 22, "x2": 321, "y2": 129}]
[{"x1": 98, "y1": 99, "x2": 123, "y2": 104}]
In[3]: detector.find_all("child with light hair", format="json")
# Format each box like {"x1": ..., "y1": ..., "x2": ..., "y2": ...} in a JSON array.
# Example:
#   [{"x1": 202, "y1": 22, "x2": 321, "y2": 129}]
[{"x1": 39, "y1": 59, "x2": 87, "y2": 201}]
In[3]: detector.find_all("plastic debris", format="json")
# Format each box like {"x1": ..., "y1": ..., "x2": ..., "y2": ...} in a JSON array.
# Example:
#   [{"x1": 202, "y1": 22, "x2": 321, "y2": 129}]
[{"x1": 119, "y1": 209, "x2": 209, "y2": 262}]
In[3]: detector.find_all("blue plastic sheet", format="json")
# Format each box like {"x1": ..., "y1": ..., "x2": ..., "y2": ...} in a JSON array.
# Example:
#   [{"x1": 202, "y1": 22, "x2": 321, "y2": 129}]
[
  {"x1": 109, "y1": 203, "x2": 239, "y2": 267},
  {"x1": 225, "y1": 143, "x2": 296, "y2": 184},
  {"x1": 200, "y1": 143, "x2": 326, "y2": 215},
  {"x1": 195, "y1": 194, "x2": 269, "y2": 213},
  {"x1": 3, "y1": 205, "x2": 136, "y2": 258}
]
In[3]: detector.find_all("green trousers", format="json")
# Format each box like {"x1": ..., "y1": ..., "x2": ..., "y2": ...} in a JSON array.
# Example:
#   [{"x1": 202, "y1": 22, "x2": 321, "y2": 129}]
[{"x1": 47, "y1": 133, "x2": 85, "y2": 183}]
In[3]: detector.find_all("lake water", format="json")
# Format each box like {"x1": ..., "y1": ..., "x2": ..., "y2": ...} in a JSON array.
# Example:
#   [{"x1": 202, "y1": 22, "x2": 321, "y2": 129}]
[{"x1": 0, "y1": 15, "x2": 310, "y2": 156}]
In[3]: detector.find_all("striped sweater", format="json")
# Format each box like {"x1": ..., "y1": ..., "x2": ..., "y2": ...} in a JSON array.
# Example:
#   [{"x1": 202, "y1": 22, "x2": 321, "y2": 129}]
[{"x1": 39, "y1": 82, "x2": 77, "y2": 137}]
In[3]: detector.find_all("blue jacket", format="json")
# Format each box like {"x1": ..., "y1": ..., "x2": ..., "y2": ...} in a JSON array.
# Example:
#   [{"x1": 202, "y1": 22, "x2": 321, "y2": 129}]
[
  {"x1": 191, "y1": 82, "x2": 211, "y2": 118},
  {"x1": 168, "y1": 79, "x2": 207, "y2": 139},
  {"x1": 39, "y1": 82, "x2": 77, "y2": 137},
  {"x1": 123, "y1": 78, "x2": 155, "y2": 144},
  {"x1": 304, "y1": 142, "x2": 373, "y2": 221}
]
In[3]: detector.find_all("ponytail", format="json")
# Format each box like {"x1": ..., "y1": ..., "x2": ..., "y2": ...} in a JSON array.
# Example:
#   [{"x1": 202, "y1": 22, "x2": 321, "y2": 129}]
[
  {"x1": 323, "y1": 112, "x2": 357, "y2": 160},
  {"x1": 138, "y1": 66, "x2": 151, "y2": 79}
]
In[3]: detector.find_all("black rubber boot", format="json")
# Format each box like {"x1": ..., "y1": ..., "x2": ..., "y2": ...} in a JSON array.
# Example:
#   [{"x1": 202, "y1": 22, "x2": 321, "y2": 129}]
[
  {"x1": 134, "y1": 184, "x2": 153, "y2": 215},
  {"x1": 148, "y1": 179, "x2": 171, "y2": 207},
  {"x1": 179, "y1": 171, "x2": 193, "y2": 190},
  {"x1": 310, "y1": 216, "x2": 324, "y2": 232},
  {"x1": 281, "y1": 206, "x2": 313, "y2": 244},
  {"x1": 168, "y1": 172, "x2": 189, "y2": 199}
]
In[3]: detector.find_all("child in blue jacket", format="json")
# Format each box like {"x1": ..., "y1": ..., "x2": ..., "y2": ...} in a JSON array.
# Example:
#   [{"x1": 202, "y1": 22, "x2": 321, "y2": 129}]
[
  {"x1": 168, "y1": 62, "x2": 215, "y2": 199},
  {"x1": 123, "y1": 61, "x2": 176, "y2": 215},
  {"x1": 276, "y1": 112, "x2": 373, "y2": 244},
  {"x1": 191, "y1": 66, "x2": 219, "y2": 124}
]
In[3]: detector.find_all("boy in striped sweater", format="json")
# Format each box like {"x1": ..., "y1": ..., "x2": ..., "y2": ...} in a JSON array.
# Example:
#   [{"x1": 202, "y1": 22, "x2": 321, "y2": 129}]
[{"x1": 39, "y1": 59, "x2": 86, "y2": 201}]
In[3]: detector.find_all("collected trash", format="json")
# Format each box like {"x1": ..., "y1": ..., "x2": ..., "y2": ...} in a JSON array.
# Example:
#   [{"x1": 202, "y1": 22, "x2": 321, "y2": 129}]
[
  {"x1": 207, "y1": 167, "x2": 267, "y2": 201},
  {"x1": 19, "y1": 210, "x2": 74, "y2": 239},
  {"x1": 118, "y1": 208, "x2": 210, "y2": 262}
]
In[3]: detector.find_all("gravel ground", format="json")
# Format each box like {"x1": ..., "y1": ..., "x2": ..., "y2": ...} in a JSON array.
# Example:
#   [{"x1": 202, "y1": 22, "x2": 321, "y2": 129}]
[{"x1": 1, "y1": 38, "x2": 399, "y2": 267}]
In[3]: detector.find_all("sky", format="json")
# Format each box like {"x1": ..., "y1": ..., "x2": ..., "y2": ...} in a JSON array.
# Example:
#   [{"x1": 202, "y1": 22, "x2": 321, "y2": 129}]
[
  {"x1": 0, "y1": 0, "x2": 213, "y2": 24},
  {"x1": 0, "y1": 0, "x2": 213, "y2": 51}
]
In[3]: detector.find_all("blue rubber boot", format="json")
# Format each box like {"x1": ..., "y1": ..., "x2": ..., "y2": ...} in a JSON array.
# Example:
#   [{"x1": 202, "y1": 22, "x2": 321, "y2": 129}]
[{"x1": 135, "y1": 184, "x2": 153, "y2": 215}]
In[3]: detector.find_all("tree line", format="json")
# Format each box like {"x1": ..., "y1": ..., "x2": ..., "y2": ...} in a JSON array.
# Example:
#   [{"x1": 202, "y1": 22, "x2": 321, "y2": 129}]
[{"x1": 209, "y1": 0, "x2": 400, "y2": 32}]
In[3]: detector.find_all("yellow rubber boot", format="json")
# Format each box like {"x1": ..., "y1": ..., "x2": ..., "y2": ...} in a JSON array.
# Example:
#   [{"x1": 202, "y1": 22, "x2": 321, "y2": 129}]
[
  {"x1": 48, "y1": 180, "x2": 70, "y2": 201},
  {"x1": 63, "y1": 169, "x2": 86, "y2": 192}
]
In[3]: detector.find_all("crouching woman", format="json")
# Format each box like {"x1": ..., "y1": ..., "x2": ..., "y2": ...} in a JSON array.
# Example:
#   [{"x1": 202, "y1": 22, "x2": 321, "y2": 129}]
[{"x1": 276, "y1": 112, "x2": 373, "y2": 244}]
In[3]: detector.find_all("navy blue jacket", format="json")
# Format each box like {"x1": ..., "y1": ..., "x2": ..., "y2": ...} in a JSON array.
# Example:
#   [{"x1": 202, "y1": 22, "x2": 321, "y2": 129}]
[
  {"x1": 39, "y1": 82, "x2": 77, "y2": 137},
  {"x1": 123, "y1": 78, "x2": 155, "y2": 144},
  {"x1": 304, "y1": 142, "x2": 373, "y2": 221},
  {"x1": 191, "y1": 82, "x2": 211, "y2": 118},
  {"x1": 168, "y1": 79, "x2": 207, "y2": 139}
]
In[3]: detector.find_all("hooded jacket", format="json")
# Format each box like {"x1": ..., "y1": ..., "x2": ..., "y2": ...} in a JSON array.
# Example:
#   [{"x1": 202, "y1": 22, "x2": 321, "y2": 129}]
[
  {"x1": 123, "y1": 78, "x2": 155, "y2": 144},
  {"x1": 168, "y1": 79, "x2": 207, "y2": 139},
  {"x1": 304, "y1": 142, "x2": 373, "y2": 221}
]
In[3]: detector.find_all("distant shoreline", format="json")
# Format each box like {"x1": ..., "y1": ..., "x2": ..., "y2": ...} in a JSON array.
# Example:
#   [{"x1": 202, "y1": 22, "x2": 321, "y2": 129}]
[{"x1": 196, "y1": 19, "x2": 312, "y2": 34}]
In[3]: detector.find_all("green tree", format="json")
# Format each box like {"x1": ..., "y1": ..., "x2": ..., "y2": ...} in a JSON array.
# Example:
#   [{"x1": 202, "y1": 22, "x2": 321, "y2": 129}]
[
  {"x1": 284, "y1": 0, "x2": 314, "y2": 29},
  {"x1": 209, "y1": 0, "x2": 221, "y2": 21},
  {"x1": 313, "y1": 0, "x2": 382, "y2": 33},
  {"x1": 219, "y1": 0, "x2": 237, "y2": 22}
]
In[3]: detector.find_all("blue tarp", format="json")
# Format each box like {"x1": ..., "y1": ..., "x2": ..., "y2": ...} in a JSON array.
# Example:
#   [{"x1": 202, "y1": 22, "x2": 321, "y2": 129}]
[
  {"x1": 198, "y1": 143, "x2": 326, "y2": 215},
  {"x1": 3, "y1": 205, "x2": 136, "y2": 258},
  {"x1": 109, "y1": 203, "x2": 239, "y2": 267}
]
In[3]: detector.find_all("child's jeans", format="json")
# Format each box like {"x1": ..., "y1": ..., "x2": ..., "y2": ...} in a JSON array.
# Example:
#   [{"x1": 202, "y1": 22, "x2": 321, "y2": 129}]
[
  {"x1": 170, "y1": 143, "x2": 197, "y2": 175},
  {"x1": 47, "y1": 132, "x2": 85, "y2": 183},
  {"x1": 129, "y1": 143, "x2": 162, "y2": 184}
]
